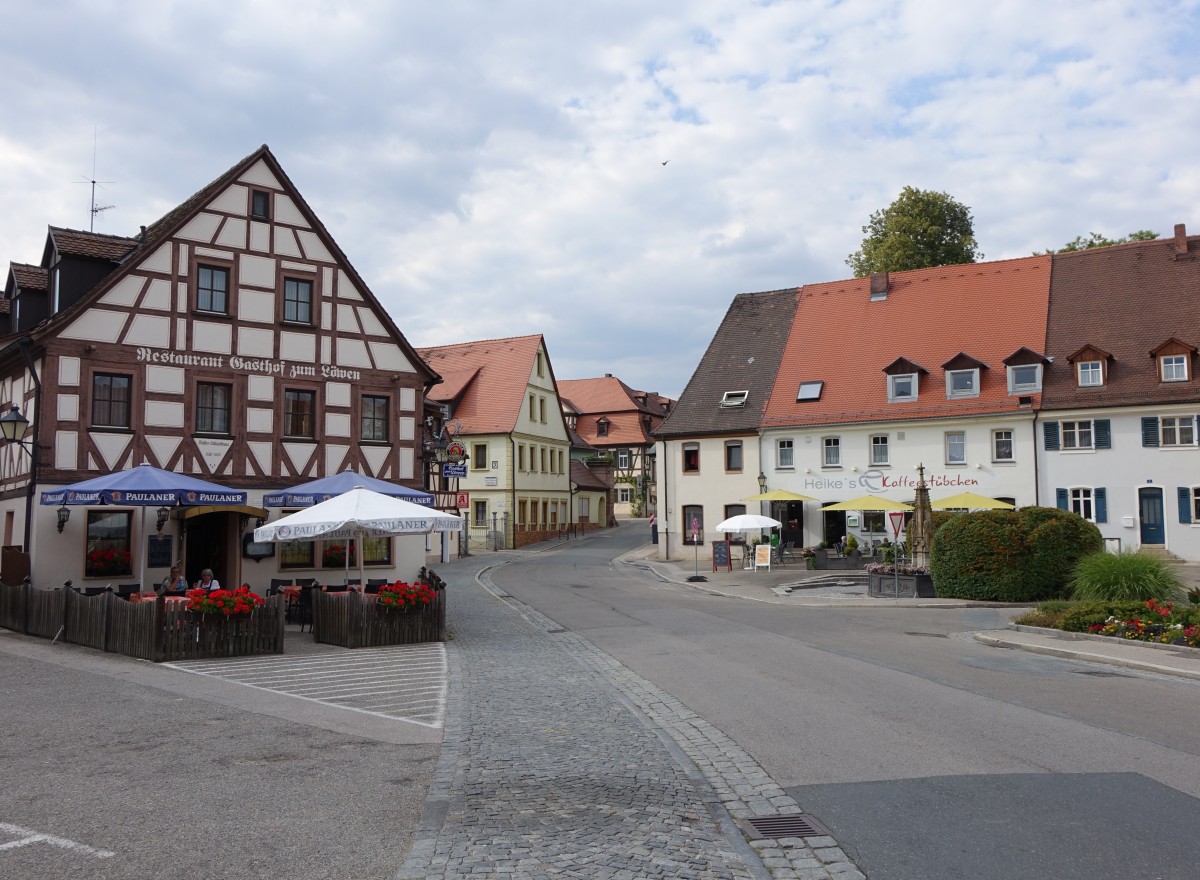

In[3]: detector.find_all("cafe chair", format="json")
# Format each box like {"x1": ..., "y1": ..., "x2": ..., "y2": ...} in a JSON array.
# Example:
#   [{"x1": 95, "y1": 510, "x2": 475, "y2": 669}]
[
  {"x1": 365, "y1": 578, "x2": 387, "y2": 594},
  {"x1": 116, "y1": 583, "x2": 141, "y2": 598},
  {"x1": 268, "y1": 578, "x2": 293, "y2": 597},
  {"x1": 780, "y1": 542, "x2": 798, "y2": 566},
  {"x1": 296, "y1": 586, "x2": 314, "y2": 632}
]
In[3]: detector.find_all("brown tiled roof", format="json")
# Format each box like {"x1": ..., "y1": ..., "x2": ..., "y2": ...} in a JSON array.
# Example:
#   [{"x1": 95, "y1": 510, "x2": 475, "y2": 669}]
[
  {"x1": 762, "y1": 256, "x2": 1052, "y2": 428},
  {"x1": 47, "y1": 227, "x2": 137, "y2": 261},
  {"x1": 657, "y1": 288, "x2": 799, "y2": 437},
  {"x1": 571, "y1": 458, "x2": 610, "y2": 490},
  {"x1": 9, "y1": 263, "x2": 47, "y2": 291},
  {"x1": 1042, "y1": 233, "x2": 1200, "y2": 409},
  {"x1": 418, "y1": 335, "x2": 545, "y2": 434}
]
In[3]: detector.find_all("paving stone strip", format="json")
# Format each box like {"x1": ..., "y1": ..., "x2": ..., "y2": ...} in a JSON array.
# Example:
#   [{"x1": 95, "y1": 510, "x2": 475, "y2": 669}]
[{"x1": 396, "y1": 558, "x2": 865, "y2": 880}]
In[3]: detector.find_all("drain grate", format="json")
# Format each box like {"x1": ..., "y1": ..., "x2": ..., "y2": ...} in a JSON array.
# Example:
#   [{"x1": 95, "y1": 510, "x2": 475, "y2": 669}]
[
  {"x1": 546, "y1": 628, "x2": 566, "y2": 634},
  {"x1": 904, "y1": 631, "x2": 949, "y2": 638},
  {"x1": 1072, "y1": 669, "x2": 1130, "y2": 677},
  {"x1": 737, "y1": 813, "x2": 831, "y2": 840}
]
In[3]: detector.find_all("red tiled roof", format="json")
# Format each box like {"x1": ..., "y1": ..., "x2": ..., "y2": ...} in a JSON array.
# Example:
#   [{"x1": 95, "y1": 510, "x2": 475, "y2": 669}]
[
  {"x1": 9, "y1": 262, "x2": 47, "y2": 292},
  {"x1": 418, "y1": 335, "x2": 545, "y2": 434},
  {"x1": 558, "y1": 375, "x2": 668, "y2": 446},
  {"x1": 570, "y1": 458, "x2": 610, "y2": 490},
  {"x1": 762, "y1": 256, "x2": 1052, "y2": 427}
]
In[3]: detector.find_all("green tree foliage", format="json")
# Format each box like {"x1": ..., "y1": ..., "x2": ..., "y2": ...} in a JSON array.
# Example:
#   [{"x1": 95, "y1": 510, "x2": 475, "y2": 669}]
[
  {"x1": 929, "y1": 507, "x2": 1102, "y2": 602},
  {"x1": 846, "y1": 187, "x2": 982, "y2": 277},
  {"x1": 1039, "y1": 230, "x2": 1158, "y2": 254}
]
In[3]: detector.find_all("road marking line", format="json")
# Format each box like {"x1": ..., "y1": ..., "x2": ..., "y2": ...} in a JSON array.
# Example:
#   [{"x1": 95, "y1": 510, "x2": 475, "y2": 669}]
[{"x1": 0, "y1": 823, "x2": 114, "y2": 859}]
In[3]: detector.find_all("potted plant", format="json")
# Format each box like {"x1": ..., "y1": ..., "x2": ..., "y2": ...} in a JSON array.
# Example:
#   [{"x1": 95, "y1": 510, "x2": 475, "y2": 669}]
[
  {"x1": 86, "y1": 547, "x2": 132, "y2": 577},
  {"x1": 799, "y1": 546, "x2": 817, "y2": 569},
  {"x1": 186, "y1": 585, "x2": 266, "y2": 616},
  {"x1": 378, "y1": 580, "x2": 437, "y2": 612},
  {"x1": 322, "y1": 543, "x2": 356, "y2": 568},
  {"x1": 844, "y1": 534, "x2": 860, "y2": 557}
]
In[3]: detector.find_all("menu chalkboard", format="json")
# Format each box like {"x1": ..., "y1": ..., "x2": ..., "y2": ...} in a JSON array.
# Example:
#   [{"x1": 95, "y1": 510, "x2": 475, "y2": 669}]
[
  {"x1": 711, "y1": 539, "x2": 732, "y2": 572},
  {"x1": 146, "y1": 534, "x2": 174, "y2": 569}
]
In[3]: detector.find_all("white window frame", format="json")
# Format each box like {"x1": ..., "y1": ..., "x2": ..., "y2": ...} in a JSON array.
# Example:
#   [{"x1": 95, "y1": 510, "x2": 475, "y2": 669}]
[
  {"x1": 617, "y1": 450, "x2": 630, "y2": 469},
  {"x1": 1160, "y1": 415, "x2": 1197, "y2": 447},
  {"x1": 1077, "y1": 361, "x2": 1103, "y2": 387},
  {"x1": 1070, "y1": 487, "x2": 1094, "y2": 521},
  {"x1": 1192, "y1": 487, "x2": 1200, "y2": 523},
  {"x1": 870, "y1": 435, "x2": 889, "y2": 466},
  {"x1": 1007, "y1": 364, "x2": 1042, "y2": 394},
  {"x1": 946, "y1": 369, "x2": 980, "y2": 399},
  {"x1": 1062, "y1": 420, "x2": 1094, "y2": 451},
  {"x1": 992, "y1": 429, "x2": 1014, "y2": 462},
  {"x1": 823, "y1": 437, "x2": 841, "y2": 467},
  {"x1": 1161, "y1": 355, "x2": 1189, "y2": 382},
  {"x1": 796, "y1": 381, "x2": 823, "y2": 401},
  {"x1": 777, "y1": 438, "x2": 794, "y2": 469},
  {"x1": 945, "y1": 431, "x2": 966, "y2": 465},
  {"x1": 888, "y1": 373, "x2": 918, "y2": 402},
  {"x1": 720, "y1": 390, "x2": 749, "y2": 408}
]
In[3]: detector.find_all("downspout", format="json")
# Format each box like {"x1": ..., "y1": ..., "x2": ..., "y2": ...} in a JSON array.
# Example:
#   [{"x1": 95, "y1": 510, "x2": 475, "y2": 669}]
[
  {"x1": 17, "y1": 337, "x2": 42, "y2": 560},
  {"x1": 1031, "y1": 407, "x2": 1040, "y2": 508},
  {"x1": 511, "y1": 435, "x2": 517, "y2": 550},
  {"x1": 661, "y1": 438, "x2": 670, "y2": 561}
]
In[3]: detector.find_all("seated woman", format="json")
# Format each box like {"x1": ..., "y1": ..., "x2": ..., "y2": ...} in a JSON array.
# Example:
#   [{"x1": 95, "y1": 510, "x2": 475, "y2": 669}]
[
  {"x1": 193, "y1": 568, "x2": 221, "y2": 592},
  {"x1": 160, "y1": 565, "x2": 188, "y2": 594}
]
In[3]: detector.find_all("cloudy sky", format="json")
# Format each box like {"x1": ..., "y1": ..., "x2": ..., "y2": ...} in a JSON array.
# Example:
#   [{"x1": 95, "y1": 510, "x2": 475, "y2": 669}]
[{"x1": 3, "y1": 1, "x2": 1199, "y2": 398}]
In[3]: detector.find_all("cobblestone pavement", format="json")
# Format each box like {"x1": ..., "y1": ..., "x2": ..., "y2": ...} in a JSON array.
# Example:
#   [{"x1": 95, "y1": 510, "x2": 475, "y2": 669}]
[{"x1": 397, "y1": 553, "x2": 865, "y2": 880}]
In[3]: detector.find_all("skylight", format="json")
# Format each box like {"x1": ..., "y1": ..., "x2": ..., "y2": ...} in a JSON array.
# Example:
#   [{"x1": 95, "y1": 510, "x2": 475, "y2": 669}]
[
  {"x1": 720, "y1": 390, "x2": 749, "y2": 408},
  {"x1": 796, "y1": 381, "x2": 823, "y2": 401}
]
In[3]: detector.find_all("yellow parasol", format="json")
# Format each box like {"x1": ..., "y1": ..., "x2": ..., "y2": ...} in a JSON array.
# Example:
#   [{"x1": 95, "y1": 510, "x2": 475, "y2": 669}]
[
  {"x1": 742, "y1": 489, "x2": 818, "y2": 502},
  {"x1": 930, "y1": 492, "x2": 1015, "y2": 510},
  {"x1": 820, "y1": 495, "x2": 913, "y2": 511}
]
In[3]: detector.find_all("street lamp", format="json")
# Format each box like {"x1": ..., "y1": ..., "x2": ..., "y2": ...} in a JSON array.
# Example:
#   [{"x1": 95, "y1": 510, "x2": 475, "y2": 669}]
[
  {"x1": 56, "y1": 505, "x2": 70, "y2": 533},
  {"x1": 757, "y1": 471, "x2": 767, "y2": 494},
  {"x1": 0, "y1": 404, "x2": 31, "y2": 448},
  {"x1": 156, "y1": 505, "x2": 172, "y2": 533}
]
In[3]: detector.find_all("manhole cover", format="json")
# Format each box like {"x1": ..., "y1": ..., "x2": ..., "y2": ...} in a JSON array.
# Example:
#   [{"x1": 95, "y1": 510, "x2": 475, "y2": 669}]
[{"x1": 736, "y1": 813, "x2": 831, "y2": 839}]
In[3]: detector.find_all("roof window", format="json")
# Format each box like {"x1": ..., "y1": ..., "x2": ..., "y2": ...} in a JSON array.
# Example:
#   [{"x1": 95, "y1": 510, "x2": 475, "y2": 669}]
[
  {"x1": 796, "y1": 381, "x2": 824, "y2": 402},
  {"x1": 720, "y1": 390, "x2": 749, "y2": 408}
]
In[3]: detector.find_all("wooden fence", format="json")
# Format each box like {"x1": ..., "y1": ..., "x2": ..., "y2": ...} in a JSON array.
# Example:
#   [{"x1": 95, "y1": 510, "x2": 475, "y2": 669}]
[
  {"x1": 313, "y1": 587, "x2": 445, "y2": 648},
  {"x1": 0, "y1": 583, "x2": 284, "y2": 662}
]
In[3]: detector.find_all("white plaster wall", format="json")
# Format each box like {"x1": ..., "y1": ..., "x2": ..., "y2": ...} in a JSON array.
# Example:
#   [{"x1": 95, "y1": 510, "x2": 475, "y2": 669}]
[{"x1": 239, "y1": 254, "x2": 276, "y2": 288}]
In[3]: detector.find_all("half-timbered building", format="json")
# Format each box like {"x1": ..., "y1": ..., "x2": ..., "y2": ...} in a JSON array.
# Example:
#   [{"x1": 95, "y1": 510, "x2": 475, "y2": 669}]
[{"x1": 0, "y1": 145, "x2": 439, "y2": 590}]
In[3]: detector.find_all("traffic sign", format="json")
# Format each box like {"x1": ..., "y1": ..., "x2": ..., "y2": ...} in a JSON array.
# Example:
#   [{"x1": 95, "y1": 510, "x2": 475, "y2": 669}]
[
  {"x1": 888, "y1": 511, "x2": 905, "y2": 538},
  {"x1": 442, "y1": 463, "x2": 467, "y2": 478}
]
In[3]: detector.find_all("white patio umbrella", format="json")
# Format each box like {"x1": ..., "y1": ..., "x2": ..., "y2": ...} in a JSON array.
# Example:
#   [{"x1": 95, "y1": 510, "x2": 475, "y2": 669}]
[
  {"x1": 714, "y1": 513, "x2": 782, "y2": 531},
  {"x1": 254, "y1": 487, "x2": 462, "y2": 585}
]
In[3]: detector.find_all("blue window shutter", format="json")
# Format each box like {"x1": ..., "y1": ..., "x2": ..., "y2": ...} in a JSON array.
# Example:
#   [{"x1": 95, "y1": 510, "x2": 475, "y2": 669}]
[
  {"x1": 1141, "y1": 416, "x2": 1160, "y2": 447},
  {"x1": 1044, "y1": 421, "x2": 1060, "y2": 451},
  {"x1": 1093, "y1": 419, "x2": 1111, "y2": 449},
  {"x1": 1179, "y1": 487, "x2": 1193, "y2": 524},
  {"x1": 1055, "y1": 488, "x2": 1069, "y2": 510},
  {"x1": 1095, "y1": 488, "x2": 1107, "y2": 524}
]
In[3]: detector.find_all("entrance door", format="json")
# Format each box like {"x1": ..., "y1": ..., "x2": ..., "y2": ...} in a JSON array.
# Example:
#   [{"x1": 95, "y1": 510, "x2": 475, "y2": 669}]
[
  {"x1": 185, "y1": 513, "x2": 229, "y2": 588},
  {"x1": 1139, "y1": 488, "x2": 1165, "y2": 545},
  {"x1": 781, "y1": 501, "x2": 804, "y2": 548},
  {"x1": 823, "y1": 509, "x2": 846, "y2": 548}
]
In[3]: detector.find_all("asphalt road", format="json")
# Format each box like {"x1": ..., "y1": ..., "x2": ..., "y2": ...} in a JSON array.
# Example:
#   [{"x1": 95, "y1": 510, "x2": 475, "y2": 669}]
[
  {"x1": 0, "y1": 630, "x2": 438, "y2": 880},
  {"x1": 491, "y1": 524, "x2": 1200, "y2": 880}
]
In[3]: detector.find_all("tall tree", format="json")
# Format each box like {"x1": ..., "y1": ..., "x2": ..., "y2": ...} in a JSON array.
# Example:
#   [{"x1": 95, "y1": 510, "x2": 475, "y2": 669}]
[
  {"x1": 847, "y1": 187, "x2": 981, "y2": 277},
  {"x1": 1039, "y1": 230, "x2": 1159, "y2": 254}
]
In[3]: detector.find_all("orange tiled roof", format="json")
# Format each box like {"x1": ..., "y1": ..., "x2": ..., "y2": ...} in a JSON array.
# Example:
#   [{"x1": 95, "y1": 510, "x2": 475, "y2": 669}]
[
  {"x1": 762, "y1": 256, "x2": 1052, "y2": 427},
  {"x1": 558, "y1": 375, "x2": 668, "y2": 446},
  {"x1": 418, "y1": 334, "x2": 544, "y2": 434}
]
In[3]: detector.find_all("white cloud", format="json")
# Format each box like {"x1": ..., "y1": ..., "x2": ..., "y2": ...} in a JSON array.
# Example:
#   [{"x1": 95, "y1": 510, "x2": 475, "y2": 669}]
[{"x1": 2, "y1": 0, "x2": 1199, "y2": 396}]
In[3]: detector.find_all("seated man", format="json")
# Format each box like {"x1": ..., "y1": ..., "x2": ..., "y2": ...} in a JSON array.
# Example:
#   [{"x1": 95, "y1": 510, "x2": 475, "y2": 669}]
[{"x1": 160, "y1": 565, "x2": 187, "y2": 594}]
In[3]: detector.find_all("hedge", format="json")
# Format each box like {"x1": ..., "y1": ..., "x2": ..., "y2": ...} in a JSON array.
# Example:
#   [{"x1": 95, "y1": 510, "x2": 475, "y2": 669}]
[{"x1": 930, "y1": 507, "x2": 1103, "y2": 602}]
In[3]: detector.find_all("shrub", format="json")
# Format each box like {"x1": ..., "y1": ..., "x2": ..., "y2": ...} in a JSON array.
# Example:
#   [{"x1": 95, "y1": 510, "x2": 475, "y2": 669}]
[
  {"x1": 1013, "y1": 600, "x2": 1076, "y2": 629},
  {"x1": 930, "y1": 507, "x2": 1102, "y2": 602},
  {"x1": 1068, "y1": 549, "x2": 1185, "y2": 603}
]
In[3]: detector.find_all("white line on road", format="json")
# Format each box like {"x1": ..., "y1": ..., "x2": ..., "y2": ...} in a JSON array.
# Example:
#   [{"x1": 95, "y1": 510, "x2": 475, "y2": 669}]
[{"x1": 0, "y1": 822, "x2": 115, "y2": 859}]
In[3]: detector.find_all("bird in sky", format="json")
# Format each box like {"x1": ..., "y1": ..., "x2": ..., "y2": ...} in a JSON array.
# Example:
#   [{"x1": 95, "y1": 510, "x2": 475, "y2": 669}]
[{"x1": 661, "y1": 160, "x2": 669, "y2": 166}]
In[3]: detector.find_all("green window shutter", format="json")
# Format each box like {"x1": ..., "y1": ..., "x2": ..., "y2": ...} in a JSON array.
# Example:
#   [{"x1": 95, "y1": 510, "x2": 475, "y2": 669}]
[
  {"x1": 1055, "y1": 488, "x2": 1069, "y2": 510},
  {"x1": 1043, "y1": 421, "x2": 1060, "y2": 451},
  {"x1": 1141, "y1": 416, "x2": 1159, "y2": 447},
  {"x1": 1093, "y1": 419, "x2": 1111, "y2": 449},
  {"x1": 1094, "y1": 488, "x2": 1107, "y2": 524},
  {"x1": 1179, "y1": 487, "x2": 1193, "y2": 524}
]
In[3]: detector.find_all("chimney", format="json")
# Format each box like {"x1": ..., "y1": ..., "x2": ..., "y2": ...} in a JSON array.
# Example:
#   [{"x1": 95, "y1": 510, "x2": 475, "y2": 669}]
[
  {"x1": 869, "y1": 271, "x2": 889, "y2": 301},
  {"x1": 1174, "y1": 223, "x2": 1188, "y2": 258}
]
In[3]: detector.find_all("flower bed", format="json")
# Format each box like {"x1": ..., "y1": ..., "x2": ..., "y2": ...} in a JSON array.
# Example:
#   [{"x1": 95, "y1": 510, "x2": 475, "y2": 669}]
[
  {"x1": 378, "y1": 580, "x2": 437, "y2": 611},
  {"x1": 865, "y1": 562, "x2": 935, "y2": 598},
  {"x1": 186, "y1": 585, "x2": 266, "y2": 616},
  {"x1": 1085, "y1": 599, "x2": 1200, "y2": 648}
]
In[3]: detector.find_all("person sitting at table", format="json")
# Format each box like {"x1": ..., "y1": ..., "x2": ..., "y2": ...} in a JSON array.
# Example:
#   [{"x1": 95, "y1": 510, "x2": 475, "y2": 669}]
[
  {"x1": 160, "y1": 565, "x2": 187, "y2": 594},
  {"x1": 194, "y1": 569, "x2": 221, "y2": 591}
]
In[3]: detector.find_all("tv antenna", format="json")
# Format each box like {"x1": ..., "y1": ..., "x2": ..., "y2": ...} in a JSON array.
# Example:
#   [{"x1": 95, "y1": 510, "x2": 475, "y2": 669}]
[{"x1": 77, "y1": 128, "x2": 115, "y2": 231}]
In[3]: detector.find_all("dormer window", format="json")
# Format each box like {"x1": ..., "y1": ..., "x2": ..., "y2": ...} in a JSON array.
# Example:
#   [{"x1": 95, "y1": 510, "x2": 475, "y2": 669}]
[
  {"x1": 1068, "y1": 345, "x2": 1111, "y2": 388},
  {"x1": 889, "y1": 374, "x2": 917, "y2": 402},
  {"x1": 1003, "y1": 347, "x2": 1050, "y2": 396},
  {"x1": 796, "y1": 381, "x2": 823, "y2": 402},
  {"x1": 947, "y1": 369, "x2": 979, "y2": 398},
  {"x1": 1007, "y1": 364, "x2": 1042, "y2": 393},
  {"x1": 720, "y1": 390, "x2": 748, "y2": 408},
  {"x1": 1077, "y1": 361, "x2": 1103, "y2": 386},
  {"x1": 883, "y1": 357, "x2": 927, "y2": 403},
  {"x1": 1150, "y1": 338, "x2": 1195, "y2": 383},
  {"x1": 1161, "y1": 355, "x2": 1188, "y2": 382},
  {"x1": 597, "y1": 418, "x2": 609, "y2": 437}
]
